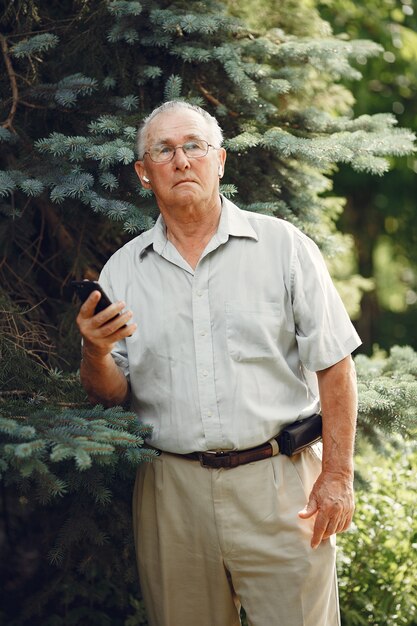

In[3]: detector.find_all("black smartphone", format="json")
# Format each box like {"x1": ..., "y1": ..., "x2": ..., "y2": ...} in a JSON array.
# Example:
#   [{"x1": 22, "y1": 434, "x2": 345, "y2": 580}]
[
  {"x1": 71, "y1": 280, "x2": 130, "y2": 330},
  {"x1": 71, "y1": 280, "x2": 113, "y2": 314}
]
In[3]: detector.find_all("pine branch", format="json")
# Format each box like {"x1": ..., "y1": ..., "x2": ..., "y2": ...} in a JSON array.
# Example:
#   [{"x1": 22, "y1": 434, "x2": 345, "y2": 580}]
[
  {"x1": 197, "y1": 82, "x2": 238, "y2": 117},
  {"x1": 355, "y1": 346, "x2": 417, "y2": 440},
  {"x1": 0, "y1": 34, "x2": 18, "y2": 132}
]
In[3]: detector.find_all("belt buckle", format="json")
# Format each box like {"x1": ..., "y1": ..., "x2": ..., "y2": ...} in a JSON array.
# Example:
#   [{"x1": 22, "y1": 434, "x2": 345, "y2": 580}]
[
  {"x1": 198, "y1": 450, "x2": 239, "y2": 469},
  {"x1": 197, "y1": 451, "x2": 213, "y2": 467}
]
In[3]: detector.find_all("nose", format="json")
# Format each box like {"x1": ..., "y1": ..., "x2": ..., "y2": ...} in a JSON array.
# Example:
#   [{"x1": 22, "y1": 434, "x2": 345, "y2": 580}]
[{"x1": 172, "y1": 146, "x2": 190, "y2": 169}]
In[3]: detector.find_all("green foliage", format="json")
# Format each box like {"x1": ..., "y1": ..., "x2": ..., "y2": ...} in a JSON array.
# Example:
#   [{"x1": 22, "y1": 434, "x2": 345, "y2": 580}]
[
  {"x1": 0, "y1": 320, "x2": 154, "y2": 624},
  {"x1": 338, "y1": 439, "x2": 417, "y2": 626},
  {"x1": 1, "y1": 407, "x2": 154, "y2": 480},
  {"x1": 0, "y1": 392, "x2": 156, "y2": 626},
  {"x1": 2, "y1": 0, "x2": 414, "y2": 239},
  {"x1": 316, "y1": 0, "x2": 417, "y2": 352},
  {"x1": 11, "y1": 33, "x2": 59, "y2": 58},
  {"x1": 0, "y1": 291, "x2": 58, "y2": 388},
  {"x1": 355, "y1": 345, "x2": 417, "y2": 445}
]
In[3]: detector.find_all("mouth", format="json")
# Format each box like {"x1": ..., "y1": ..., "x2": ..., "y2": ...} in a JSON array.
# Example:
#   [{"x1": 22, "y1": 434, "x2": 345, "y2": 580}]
[{"x1": 173, "y1": 179, "x2": 196, "y2": 187}]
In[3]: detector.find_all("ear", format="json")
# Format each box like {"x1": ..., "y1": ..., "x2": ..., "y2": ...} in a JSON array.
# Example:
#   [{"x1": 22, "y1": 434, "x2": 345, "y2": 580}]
[
  {"x1": 217, "y1": 148, "x2": 226, "y2": 178},
  {"x1": 135, "y1": 161, "x2": 151, "y2": 188}
]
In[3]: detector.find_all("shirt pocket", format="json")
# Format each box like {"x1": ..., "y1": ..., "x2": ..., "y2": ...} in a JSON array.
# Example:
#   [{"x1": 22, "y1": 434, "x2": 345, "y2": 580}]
[{"x1": 225, "y1": 301, "x2": 281, "y2": 362}]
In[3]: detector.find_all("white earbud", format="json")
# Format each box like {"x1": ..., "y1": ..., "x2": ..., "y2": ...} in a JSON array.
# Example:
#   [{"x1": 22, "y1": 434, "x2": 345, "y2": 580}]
[
  {"x1": 218, "y1": 166, "x2": 223, "y2": 177},
  {"x1": 143, "y1": 176, "x2": 150, "y2": 183}
]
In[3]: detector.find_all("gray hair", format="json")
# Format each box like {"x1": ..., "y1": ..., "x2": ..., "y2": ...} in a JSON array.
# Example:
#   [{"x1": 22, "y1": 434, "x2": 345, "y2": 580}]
[{"x1": 136, "y1": 101, "x2": 224, "y2": 158}]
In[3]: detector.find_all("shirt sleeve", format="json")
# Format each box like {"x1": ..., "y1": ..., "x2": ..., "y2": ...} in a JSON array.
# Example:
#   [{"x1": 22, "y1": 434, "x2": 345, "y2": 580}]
[
  {"x1": 291, "y1": 231, "x2": 362, "y2": 371},
  {"x1": 98, "y1": 265, "x2": 130, "y2": 380}
]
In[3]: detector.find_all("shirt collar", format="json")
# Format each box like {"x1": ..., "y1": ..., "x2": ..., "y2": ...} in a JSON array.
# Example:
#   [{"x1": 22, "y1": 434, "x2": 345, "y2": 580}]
[
  {"x1": 137, "y1": 215, "x2": 167, "y2": 260},
  {"x1": 218, "y1": 196, "x2": 258, "y2": 242},
  {"x1": 138, "y1": 194, "x2": 258, "y2": 260}
]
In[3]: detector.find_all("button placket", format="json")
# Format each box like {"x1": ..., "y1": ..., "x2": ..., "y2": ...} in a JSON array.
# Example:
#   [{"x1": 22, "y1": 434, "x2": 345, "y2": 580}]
[{"x1": 192, "y1": 261, "x2": 223, "y2": 448}]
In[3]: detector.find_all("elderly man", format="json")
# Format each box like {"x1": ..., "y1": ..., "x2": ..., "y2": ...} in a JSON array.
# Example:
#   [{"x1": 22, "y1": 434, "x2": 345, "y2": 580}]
[{"x1": 76, "y1": 101, "x2": 361, "y2": 626}]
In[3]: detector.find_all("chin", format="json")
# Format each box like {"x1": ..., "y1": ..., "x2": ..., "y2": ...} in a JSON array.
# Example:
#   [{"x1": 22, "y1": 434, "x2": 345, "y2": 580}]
[{"x1": 172, "y1": 189, "x2": 200, "y2": 202}]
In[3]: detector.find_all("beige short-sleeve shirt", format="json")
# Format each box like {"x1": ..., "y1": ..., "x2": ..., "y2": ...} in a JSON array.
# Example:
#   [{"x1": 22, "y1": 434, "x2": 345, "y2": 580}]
[{"x1": 99, "y1": 197, "x2": 361, "y2": 454}]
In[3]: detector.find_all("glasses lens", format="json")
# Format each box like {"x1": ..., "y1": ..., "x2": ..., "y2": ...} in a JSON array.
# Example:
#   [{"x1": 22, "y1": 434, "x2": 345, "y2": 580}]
[
  {"x1": 149, "y1": 145, "x2": 174, "y2": 162},
  {"x1": 148, "y1": 140, "x2": 209, "y2": 162},
  {"x1": 182, "y1": 140, "x2": 209, "y2": 158}
]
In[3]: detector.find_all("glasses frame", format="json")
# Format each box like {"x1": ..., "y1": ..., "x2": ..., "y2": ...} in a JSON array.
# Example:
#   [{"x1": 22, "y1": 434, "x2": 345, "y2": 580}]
[{"x1": 143, "y1": 139, "x2": 217, "y2": 163}]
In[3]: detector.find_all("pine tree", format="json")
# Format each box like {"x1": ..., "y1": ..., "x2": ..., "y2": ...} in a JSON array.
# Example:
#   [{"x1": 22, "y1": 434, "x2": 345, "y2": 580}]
[
  {"x1": 0, "y1": 400, "x2": 156, "y2": 625},
  {"x1": 1, "y1": 1, "x2": 416, "y2": 624}
]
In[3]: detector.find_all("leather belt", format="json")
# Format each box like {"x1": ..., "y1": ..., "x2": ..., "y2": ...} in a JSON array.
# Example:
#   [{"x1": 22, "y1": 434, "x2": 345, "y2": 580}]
[{"x1": 171, "y1": 438, "x2": 280, "y2": 469}]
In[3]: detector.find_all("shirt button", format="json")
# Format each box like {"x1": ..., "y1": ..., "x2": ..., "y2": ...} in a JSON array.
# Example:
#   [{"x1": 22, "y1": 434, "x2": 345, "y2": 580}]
[
  {"x1": 207, "y1": 410, "x2": 213, "y2": 417},
  {"x1": 202, "y1": 370, "x2": 208, "y2": 377},
  {"x1": 200, "y1": 330, "x2": 207, "y2": 336},
  {"x1": 196, "y1": 290, "x2": 203, "y2": 297}
]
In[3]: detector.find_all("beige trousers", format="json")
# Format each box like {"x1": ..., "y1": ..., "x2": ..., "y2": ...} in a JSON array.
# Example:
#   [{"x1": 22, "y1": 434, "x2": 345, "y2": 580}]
[{"x1": 132, "y1": 445, "x2": 340, "y2": 626}]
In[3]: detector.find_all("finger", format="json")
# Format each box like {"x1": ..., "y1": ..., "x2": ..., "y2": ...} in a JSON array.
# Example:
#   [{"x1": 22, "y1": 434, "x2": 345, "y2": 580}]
[
  {"x1": 98, "y1": 310, "x2": 134, "y2": 337},
  {"x1": 315, "y1": 507, "x2": 352, "y2": 544},
  {"x1": 91, "y1": 300, "x2": 127, "y2": 327},
  {"x1": 320, "y1": 517, "x2": 339, "y2": 541},
  {"x1": 339, "y1": 512, "x2": 353, "y2": 534},
  {"x1": 102, "y1": 321, "x2": 137, "y2": 341},
  {"x1": 311, "y1": 511, "x2": 329, "y2": 549},
  {"x1": 331, "y1": 502, "x2": 354, "y2": 534},
  {"x1": 121, "y1": 324, "x2": 138, "y2": 339},
  {"x1": 298, "y1": 499, "x2": 318, "y2": 520},
  {"x1": 78, "y1": 290, "x2": 102, "y2": 318}
]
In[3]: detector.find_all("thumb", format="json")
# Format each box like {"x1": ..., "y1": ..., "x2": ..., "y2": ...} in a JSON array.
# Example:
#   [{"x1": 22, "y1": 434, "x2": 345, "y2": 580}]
[
  {"x1": 79, "y1": 290, "x2": 102, "y2": 318},
  {"x1": 298, "y1": 497, "x2": 318, "y2": 519}
]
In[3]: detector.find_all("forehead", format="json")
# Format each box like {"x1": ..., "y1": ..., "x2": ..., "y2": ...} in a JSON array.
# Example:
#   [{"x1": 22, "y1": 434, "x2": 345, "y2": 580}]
[{"x1": 146, "y1": 109, "x2": 210, "y2": 146}]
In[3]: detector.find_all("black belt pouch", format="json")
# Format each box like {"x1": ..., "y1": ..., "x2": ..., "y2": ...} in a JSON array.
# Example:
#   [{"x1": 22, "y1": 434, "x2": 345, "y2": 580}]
[{"x1": 277, "y1": 413, "x2": 322, "y2": 456}]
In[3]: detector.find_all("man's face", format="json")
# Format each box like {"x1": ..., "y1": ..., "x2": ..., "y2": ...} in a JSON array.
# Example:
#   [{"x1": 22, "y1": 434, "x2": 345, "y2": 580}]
[{"x1": 135, "y1": 108, "x2": 226, "y2": 214}]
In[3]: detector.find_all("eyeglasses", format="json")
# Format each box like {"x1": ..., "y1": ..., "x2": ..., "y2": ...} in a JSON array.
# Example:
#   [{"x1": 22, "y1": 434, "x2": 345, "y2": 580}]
[{"x1": 143, "y1": 139, "x2": 216, "y2": 163}]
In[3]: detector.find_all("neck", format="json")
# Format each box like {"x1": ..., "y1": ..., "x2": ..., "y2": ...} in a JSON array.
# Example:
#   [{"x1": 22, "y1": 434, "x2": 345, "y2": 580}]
[
  {"x1": 162, "y1": 196, "x2": 222, "y2": 246},
  {"x1": 161, "y1": 197, "x2": 222, "y2": 269}
]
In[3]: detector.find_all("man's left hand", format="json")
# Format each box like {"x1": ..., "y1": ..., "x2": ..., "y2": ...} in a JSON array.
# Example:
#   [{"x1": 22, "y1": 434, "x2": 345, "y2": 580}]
[{"x1": 298, "y1": 470, "x2": 354, "y2": 549}]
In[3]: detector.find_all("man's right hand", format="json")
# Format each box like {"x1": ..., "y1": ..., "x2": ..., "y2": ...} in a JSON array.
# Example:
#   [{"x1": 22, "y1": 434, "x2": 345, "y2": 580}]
[
  {"x1": 76, "y1": 290, "x2": 137, "y2": 358},
  {"x1": 76, "y1": 290, "x2": 135, "y2": 406}
]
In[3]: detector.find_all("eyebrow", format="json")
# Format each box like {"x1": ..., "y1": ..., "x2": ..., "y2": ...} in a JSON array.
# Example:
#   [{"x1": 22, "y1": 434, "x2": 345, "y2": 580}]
[{"x1": 153, "y1": 133, "x2": 205, "y2": 146}]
